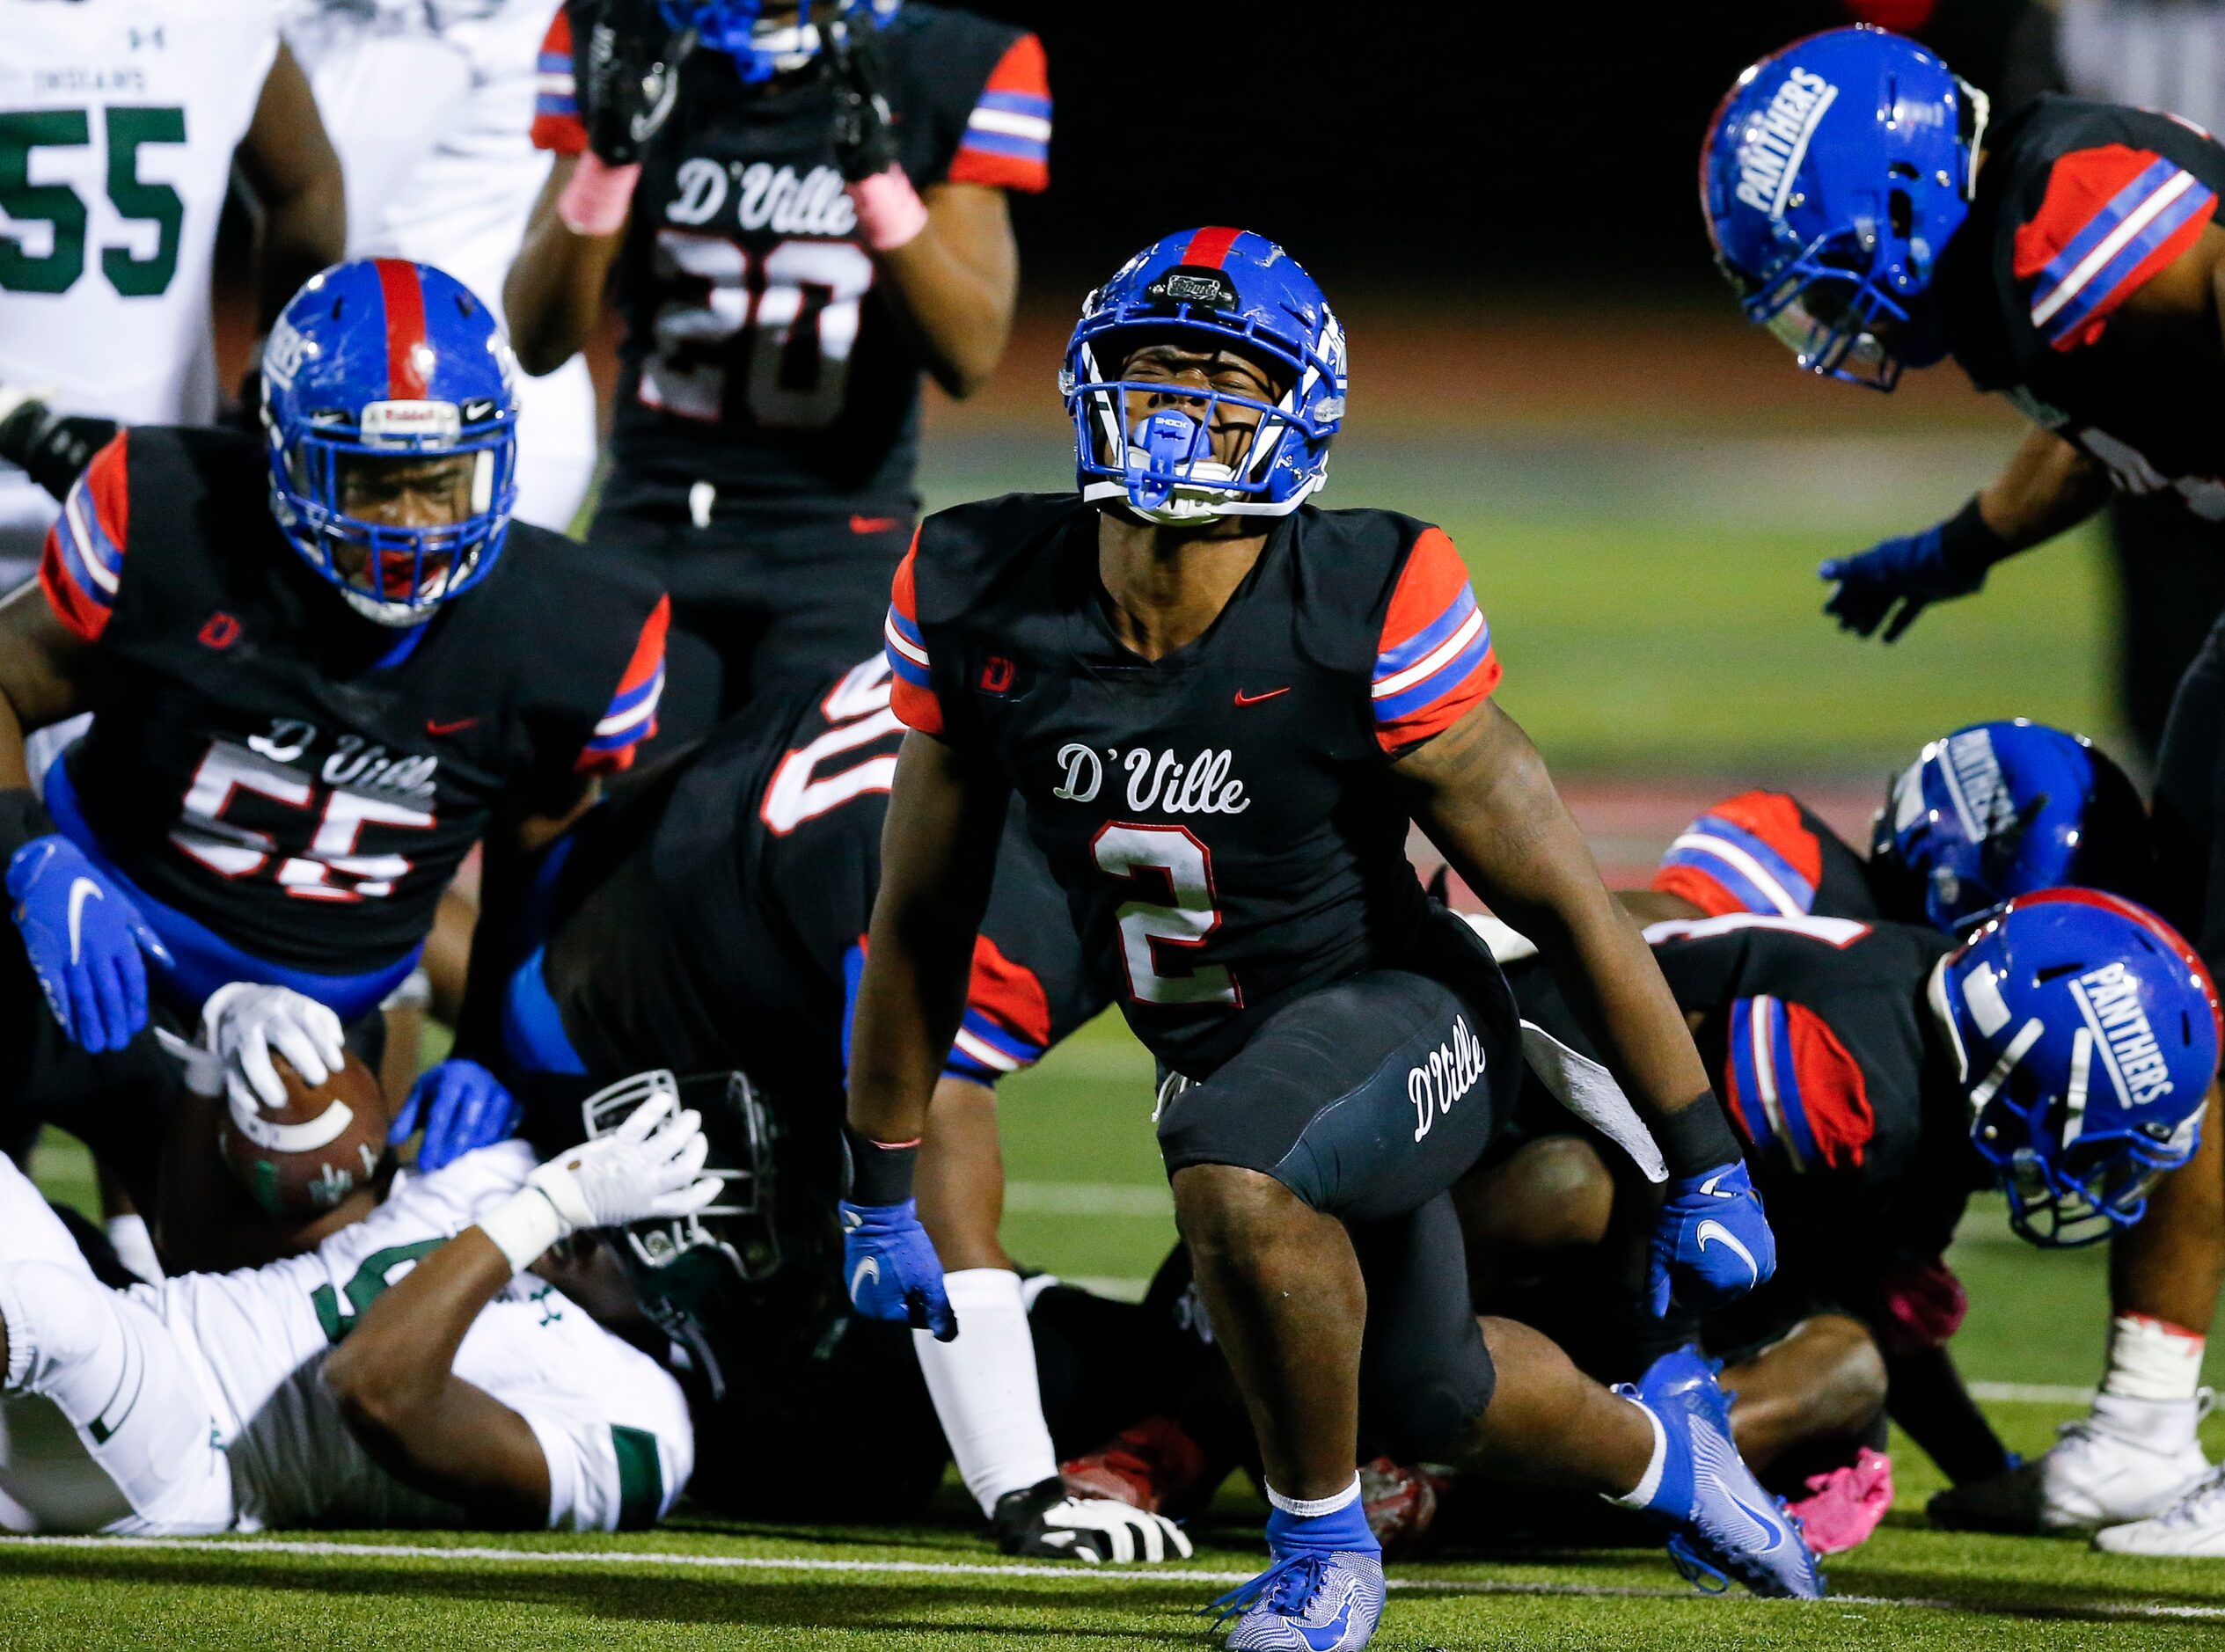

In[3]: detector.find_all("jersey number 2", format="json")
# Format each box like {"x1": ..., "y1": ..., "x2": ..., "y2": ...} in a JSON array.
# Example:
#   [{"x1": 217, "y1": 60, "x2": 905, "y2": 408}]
[
  {"x1": 642, "y1": 231, "x2": 875, "y2": 429},
  {"x1": 1092, "y1": 823, "x2": 1239, "y2": 1007},
  {"x1": 0, "y1": 106, "x2": 186, "y2": 296}
]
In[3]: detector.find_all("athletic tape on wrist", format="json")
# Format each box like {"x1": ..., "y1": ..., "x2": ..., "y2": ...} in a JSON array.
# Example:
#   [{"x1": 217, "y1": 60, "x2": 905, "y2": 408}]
[
  {"x1": 846, "y1": 165, "x2": 928, "y2": 252},
  {"x1": 477, "y1": 1185, "x2": 566, "y2": 1273},
  {"x1": 559, "y1": 155, "x2": 640, "y2": 237},
  {"x1": 844, "y1": 1122, "x2": 920, "y2": 1205}
]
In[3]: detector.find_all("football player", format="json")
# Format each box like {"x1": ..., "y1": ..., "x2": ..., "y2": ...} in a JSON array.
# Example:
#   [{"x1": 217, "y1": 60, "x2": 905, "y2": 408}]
[
  {"x1": 506, "y1": 0, "x2": 1050, "y2": 729},
  {"x1": 0, "y1": 985, "x2": 713, "y2": 1536},
  {"x1": 844, "y1": 228, "x2": 1824, "y2": 1647},
  {"x1": 0, "y1": 4, "x2": 346, "y2": 581},
  {"x1": 1704, "y1": 26, "x2": 2225, "y2": 1549},
  {"x1": 0, "y1": 258, "x2": 670, "y2": 1239},
  {"x1": 1467, "y1": 893, "x2": 2220, "y2": 1556},
  {"x1": 429, "y1": 651, "x2": 1190, "y2": 1561},
  {"x1": 282, "y1": 0, "x2": 600, "y2": 533}
]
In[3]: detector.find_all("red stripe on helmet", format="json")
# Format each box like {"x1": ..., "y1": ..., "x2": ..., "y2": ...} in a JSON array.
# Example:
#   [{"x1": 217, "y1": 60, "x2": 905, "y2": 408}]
[
  {"x1": 373, "y1": 258, "x2": 429, "y2": 400},
  {"x1": 2010, "y1": 887, "x2": 2223, "y2": 1043},
  {"x1": 1180, "y1": 226, "x2": 1244, "y2": 268}
]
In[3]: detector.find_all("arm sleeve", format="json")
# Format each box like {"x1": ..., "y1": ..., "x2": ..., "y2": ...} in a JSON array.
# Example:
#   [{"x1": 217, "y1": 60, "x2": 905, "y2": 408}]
[
  {"x1": 519, "y1": 1408, "x2": 688, "y2": 1531},
  {"x1": 531, "y1": 7, "x2": 587, "y2": 155},
  {"x1": 1372, "y1": 526, "x2": 1500, "y2": 756},
  {"x1": 2013, "y1": 144, "x2": 2218, "y2": 351},
  {"x1": 39, "y1": 430, "x2": 130, "y2": 644},
  {"x1": 883, "y1": 535, "x2": 946, "y2": 737},
  {"x1": 575, "y1": 595, "x2": 670, "y2": 776},
  {"x1": 1721, "y1": 995, "x2": 1876, "y2": 1174},
  {"x1": 944, "y1": 32, "x2": 1050, "y2": 194},
  {"x1": 1652, "y1": 791, "x2": 1826, "y2": 917}
]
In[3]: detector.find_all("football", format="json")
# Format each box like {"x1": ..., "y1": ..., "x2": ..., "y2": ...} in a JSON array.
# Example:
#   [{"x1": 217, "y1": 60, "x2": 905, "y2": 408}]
[{"x1": 216, "y1": 1049, "x2": 390, "y2": 1218}]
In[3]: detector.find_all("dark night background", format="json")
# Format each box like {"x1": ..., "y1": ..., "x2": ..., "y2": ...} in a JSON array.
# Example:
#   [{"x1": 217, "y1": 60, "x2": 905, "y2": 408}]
[{"x1": 950, "y1": 1, "x2": 2047, "y2": 291}]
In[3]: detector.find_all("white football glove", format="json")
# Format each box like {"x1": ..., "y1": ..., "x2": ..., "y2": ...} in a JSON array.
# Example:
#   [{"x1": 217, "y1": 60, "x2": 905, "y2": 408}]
[
  {"x1": 993, "y1": 1479, "x2": 1193, "y2": 1563},
  {"x1": 202, "y1": 981, "x2": 348, "y2": 1112},
  {"x1": 531, "y1": 1089, "x2": 719, "y2": 1232}
]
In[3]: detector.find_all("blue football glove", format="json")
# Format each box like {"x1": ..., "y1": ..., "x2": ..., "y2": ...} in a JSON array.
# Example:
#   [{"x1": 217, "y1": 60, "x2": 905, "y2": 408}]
[
  {"x1": 391, "y1": 1058, "x2": 520, "y2": 1171},
  {"x1": 839, "y1": 1197, "x2": 957, "y2": 1341},
  {"x1": 6, "y1": 836, "x2": 172, "y2": 1053},
  {"x1": 1649, "y1": 1159, "x2": 1777, "y2": 1318},
  {"x1": 1818, "y1": 520, "x2": 1988, "y2": 642}
]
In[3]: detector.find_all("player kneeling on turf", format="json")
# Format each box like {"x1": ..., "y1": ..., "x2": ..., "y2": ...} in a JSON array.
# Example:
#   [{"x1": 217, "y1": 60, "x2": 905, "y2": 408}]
[
  {"x1": 844, "y1": 228, "x2": 1824, "y2": 1648},
  {"x1": 0, "y1": 985, "x2": 712, "y2": 1535}
]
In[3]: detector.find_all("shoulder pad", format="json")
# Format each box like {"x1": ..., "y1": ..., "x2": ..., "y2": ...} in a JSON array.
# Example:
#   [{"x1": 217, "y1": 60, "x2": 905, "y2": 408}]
[{"x1": 911, "y1": 493, "x2": 1085, "y2": 626}]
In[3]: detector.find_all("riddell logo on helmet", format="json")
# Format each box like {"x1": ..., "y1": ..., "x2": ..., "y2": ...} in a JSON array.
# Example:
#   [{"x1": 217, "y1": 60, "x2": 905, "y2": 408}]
[
  {"x1": 2069, "y1": 963, "x2": 2176, "y2": 1107},
  {"x1": 1734, "y1": 68, "x2": 1838, "y2": 217}
]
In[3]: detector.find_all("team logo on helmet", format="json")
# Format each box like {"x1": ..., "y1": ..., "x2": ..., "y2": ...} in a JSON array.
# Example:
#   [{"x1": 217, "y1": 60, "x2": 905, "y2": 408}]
[{"x1": 1732, "y1": 67, "x2": 1839, "y2": 216}]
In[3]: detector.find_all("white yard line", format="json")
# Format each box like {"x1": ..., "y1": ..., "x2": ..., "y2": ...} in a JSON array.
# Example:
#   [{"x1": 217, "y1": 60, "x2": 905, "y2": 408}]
[
  {"x1": 1965, "y1": 1381, "x2": 2100, "y2": 1406},
  {"x1": 4, "y1": 1535, "x2": 2223, "y2": 1621}
]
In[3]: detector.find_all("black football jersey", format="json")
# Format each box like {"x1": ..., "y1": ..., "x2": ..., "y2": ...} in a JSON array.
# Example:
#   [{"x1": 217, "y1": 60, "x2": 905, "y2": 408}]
[
  {"x1": 1650, "y1": 788, "x2": 1884, "y2": 924},
  {"x1": 1646, "y1": 912, "x2": 1972, "y2": 1270},
  {"x1": 1938, "y1": 96, "x2": 2225, "y2": 515},
  {"x1": 40, "y1": 427, "x2": 669, "y2": 983},
  {"x1": 890, "y1": 493, "x2": 1510, "y2": 1077},
  {"x1": 538, "y1": 654, "x2": 1101, "y2": 1106},
  {"x1": 535, "y1": 6, "x2": 1051, "y2": 521}
]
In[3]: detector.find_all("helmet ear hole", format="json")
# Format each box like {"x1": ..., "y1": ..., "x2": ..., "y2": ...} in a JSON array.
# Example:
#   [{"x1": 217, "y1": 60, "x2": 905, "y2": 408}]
[{"x1": 1888, "y1": 189, "x2": 1915, "y2": 239}]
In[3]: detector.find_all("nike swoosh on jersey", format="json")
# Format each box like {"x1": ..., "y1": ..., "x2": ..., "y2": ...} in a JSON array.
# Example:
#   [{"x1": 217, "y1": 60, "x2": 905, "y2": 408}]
[
  {"x1": 1233, "y1": 686, "x2": 1292, "y2": 705},
  {"x1": 426, "y1": 716, "x2": 479, "y2": 736},
  {"x1": 1694, "y1": 1219, "x2": 1760, "y2": 1284},
  {"x1": 850, "y1": 515, "x2": 903, "y2": 535},
  {"x1": 850, "y1": 1256, "x2": 882, "y2": 1300},
  {"x1": 66, "y1": 876, "x2": 102, "y2": 966}
]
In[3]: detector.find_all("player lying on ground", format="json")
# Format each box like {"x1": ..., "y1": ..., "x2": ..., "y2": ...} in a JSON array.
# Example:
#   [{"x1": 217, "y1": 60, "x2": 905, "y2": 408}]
[
  {"x1": 509, "y1": 0, "x2": 1050, "y2": 722},
  {"x1": 0, "y1": 986, "x2": 714, "y2": 1535},
  {"x1": 420, "y1": 654, "x2": 1186, "y2": 1561},
  {"x1": 1706, "y1": 27, "x2": 2225, "y2": 1549},
  {"x1": 0, "y1": 259, "x2": 669, "y2": 1250},
  {"x1": 845, "y1": 226, "x2": 1824, "y2": 1649}
]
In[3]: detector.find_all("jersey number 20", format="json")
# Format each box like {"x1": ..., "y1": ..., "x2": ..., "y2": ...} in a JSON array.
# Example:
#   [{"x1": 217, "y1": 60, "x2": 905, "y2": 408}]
[
  {"x1": 642, "y1": 231, "x2": 875, "y2": 429},
  {"x1": 1092, "y1": 823, "x2": 1239, "y2": 1008}
]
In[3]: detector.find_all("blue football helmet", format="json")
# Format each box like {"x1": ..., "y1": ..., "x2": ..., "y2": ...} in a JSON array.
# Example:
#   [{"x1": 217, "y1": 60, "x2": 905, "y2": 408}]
[
  {"x1": 1932, "y1": 888, "x2": 2219, "y2": 1247},
  {"x1": 1062, "y1": 227, "x2": 1347, "y2": 525},
  {"x1": 1872, "y1": 720, "x2": 2152, "y2": 929},
  {"x1": 1702, "y1": 26, "x2": 1988, "y2": 389},
  {"x1": 260, "y1": 259, "x2": 518, "y2": 628},
  {"x1": 662, "y1": 0, "x2": 898, "y2": 82}
]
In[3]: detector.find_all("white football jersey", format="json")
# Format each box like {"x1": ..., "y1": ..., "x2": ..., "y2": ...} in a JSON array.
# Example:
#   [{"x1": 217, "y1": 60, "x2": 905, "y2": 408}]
[
  {"x1": 0, "y1": 1, "x2": 281, "y2": 428},
  {"x1": 282, "y1": 0, "x2": 596, "y2": 531},
  {"x1": 146, "y1": 1142, "x2": 694, "y2": 1532}
]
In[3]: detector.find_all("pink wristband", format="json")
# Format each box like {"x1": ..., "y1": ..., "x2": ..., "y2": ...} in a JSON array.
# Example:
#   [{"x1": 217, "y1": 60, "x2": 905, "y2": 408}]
[
  {"x1": 846, "y1": 165, "x2": 928, "y2": 252},
  {"x1": 558, "y1": 154, "x2": 640, "y2": 237}
]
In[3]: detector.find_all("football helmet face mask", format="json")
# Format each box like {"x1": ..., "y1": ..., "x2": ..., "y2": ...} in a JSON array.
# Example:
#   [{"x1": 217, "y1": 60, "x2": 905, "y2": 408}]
[
  {"x1": 1871, "y1": 720, "x2": 2154, "y2": 929},
  {"x1": 1702, "y1": 26, "x2": 1987, "y2": 390},
  {"x1": 1931, "y1": 889, "x2": 2220, "y2": 1247},
  {"x1": 582, "y1": 1068, "x2": 780, "y2": 1400},
  {"x1": 1063, "y1": 227, "x2": 1347, "y2": 526},
  {"x1": 661, "y1": 0, "x2": 897, "y2": 82},
  {"x1": 260, "y1": 259, "x2": 518, "y2": 628}
]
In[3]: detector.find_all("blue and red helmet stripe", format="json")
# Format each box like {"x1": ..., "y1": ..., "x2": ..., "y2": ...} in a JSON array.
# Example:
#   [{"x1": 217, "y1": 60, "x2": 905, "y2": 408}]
[{"x1": 371, "y1": 258, "x2": 430, "y2": 401}]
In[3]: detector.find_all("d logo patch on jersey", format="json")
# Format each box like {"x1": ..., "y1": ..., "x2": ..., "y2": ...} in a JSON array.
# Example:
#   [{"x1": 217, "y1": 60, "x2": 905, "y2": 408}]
[{"x1": 975, "y1": 653, "x2": 1030, "y2": 699}]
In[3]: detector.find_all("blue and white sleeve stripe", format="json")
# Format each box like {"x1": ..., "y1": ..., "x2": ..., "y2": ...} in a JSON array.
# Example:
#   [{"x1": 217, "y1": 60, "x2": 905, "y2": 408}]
[
  {"x1": 1727, "y1": 996, "x2": 1820, "y2": 1173},
  {"x1": 1658, "y1": 816, "x2": 1817, "y2": 917},
  {"x1": 2031, "y1": 158, "x2": 2216, "y2": 345},
  {"x1": 1372, "y1": 587, "x2": 1492, "y2": 725}
]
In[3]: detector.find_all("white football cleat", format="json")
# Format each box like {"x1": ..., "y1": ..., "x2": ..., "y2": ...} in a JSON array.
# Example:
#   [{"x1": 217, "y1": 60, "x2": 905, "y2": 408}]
[
  {"x1": 2095, "y1": 1464, "x2": 2225, "y2": 1555},
  {"x1": 1929, "y1": 1392, "x2": 2213, "y2": 1534}
]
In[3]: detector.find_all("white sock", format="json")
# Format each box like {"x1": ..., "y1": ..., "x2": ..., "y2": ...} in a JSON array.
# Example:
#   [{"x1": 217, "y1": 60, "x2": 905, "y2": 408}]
[
  {"x1": 1266, "y1": 1473, "x2": 1361, "y2": 1517},
  {"x1": 2101, "y1": 1312, "x2": 2207, "y2": 1404},
  {"x1": 913, "y1": 1268, "x2": 1058, "y2": 1516},
  {"x1": 1607, "y1": 1397, "x2": 1669, "y2": 1509},
  {"x1": 104, "y1": 1215, "x2": 162, "y2": 1285}
]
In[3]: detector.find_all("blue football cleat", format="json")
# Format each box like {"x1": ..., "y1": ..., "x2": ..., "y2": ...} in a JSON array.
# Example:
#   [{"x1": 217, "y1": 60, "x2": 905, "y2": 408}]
[
  {"x1": 1622, "y1": 1345, "x2": 1826, "y2": 1599},
  {"x1": 1207, "y1": 1548, "x2": 1385, "y2": 1650}
]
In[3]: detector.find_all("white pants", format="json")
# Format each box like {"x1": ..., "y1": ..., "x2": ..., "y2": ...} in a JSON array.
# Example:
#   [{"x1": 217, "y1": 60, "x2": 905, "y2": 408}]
[{"x1": 0, "y1": 1154, "x2": 234, "y2": 1534}]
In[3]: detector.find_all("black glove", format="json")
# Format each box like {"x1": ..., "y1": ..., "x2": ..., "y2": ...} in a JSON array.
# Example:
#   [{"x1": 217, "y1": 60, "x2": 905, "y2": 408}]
[
  {"x1": 0, "y1": 389, "x2": 117, "y2": 504},
  {"x1": 824, "y1": 7, "x2": 897, "y2": 181},
  {"x1": 567, "y1": 0, "x2": 694, "y2": 166}
]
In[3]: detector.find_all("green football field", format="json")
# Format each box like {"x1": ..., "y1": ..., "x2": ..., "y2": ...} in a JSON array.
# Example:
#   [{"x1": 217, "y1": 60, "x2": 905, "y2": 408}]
[
  {"x1": 14, "y1": 1006, "x2": 2225, "y2": 1649},
  {"x1": 2, "y1": 472, "x2": 2202, "y2": 1645}
]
